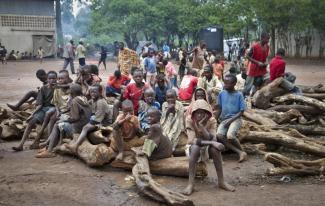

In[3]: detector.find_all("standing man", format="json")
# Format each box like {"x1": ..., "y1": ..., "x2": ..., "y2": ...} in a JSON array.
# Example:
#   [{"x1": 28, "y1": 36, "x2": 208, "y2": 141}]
[
  {"x1": 117, "y1": 42, "x2": 139, "y2": 77},
  {"x1": 63, "y1": 40, "x2": 75, "y2": 74},
  {"x1": 242, "y1": 32, "x2": 270, "y2": 96},
  {"x1": 144, "y1": 50, "x2": 157, "y2": 87},
  {"x1": 76, "y1": 40, "x2": 86, "y2": 67},
  {"x1": 163, "y1": 42, "x2": 170, "y2": 59},
  {"x1": 191, "y1": 41, "x2": 208, "y2": 72}
]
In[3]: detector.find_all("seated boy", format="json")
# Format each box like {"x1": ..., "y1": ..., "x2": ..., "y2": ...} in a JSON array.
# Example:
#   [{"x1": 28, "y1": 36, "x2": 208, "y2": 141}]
[
  {"x1": 12, "y1": 71, "x2": 57, "y2": 151},
  {"x1": 111, "y1": 99, "x2": 141, "y2": 160},
  {"x1": 140, "y1": 107, "x2": 173, "y2": 160},
  {"x1": 216, "y1": 74, "x2": 247, "y2": 163},
  {"x1": 198, "y1": 65, "x2": 223, "y2": 103},
  {"x1": 75, "y1": 65, "x2": 102, "y2": 97},
  {"x1": 160, "y1": 89, "x2": 185, "y2": 150},
  {"x1": 163, "y1": 59, "x2": 177, "y2": 88},
  {"x1": 66, "y1": 85, "x2": 111, "y2": 153},
  {"x1": 31, "y1": 70, "x2": 72, "y2": 149},
  {"x1": 106, "y1": 70, "x2": 129, "y2": 97},
  {"x1": 184, "y1": 99, "x2": 235, "y2": 195},
  {"x1": 36, "y1": 84, "x2": 92, "y2": 158},
  {"x1": 138, "y1": 88, "x2": 160, "y2": 133},
  {"x1": 154, "y1": 73, "x2": 171, "y2": 107},
  {"x1": 178, "y1": 69, "x2": 198, "y2": 101},
  {"x1": 7, "y1": 69, "x2": 47, "y2": 111}
]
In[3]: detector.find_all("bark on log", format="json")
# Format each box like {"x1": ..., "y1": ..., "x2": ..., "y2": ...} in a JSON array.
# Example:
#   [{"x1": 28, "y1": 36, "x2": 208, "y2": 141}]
[
  {"x1": 298, "y1": 84, "x2": 325, "y2": 93},
  {"x1": 132, "y1": 148, "x2": 194, "y2": 206},
  {"x1": 280, "y1": 124, "x2": 325, "y2": 136},
  {"x1": 251, "y1": 109, "x2": 302, "y2": 124},
  {"x1": 303, "y1": 93, "x2": 325, "y2": 100},
  {"x1": 243, "y1": 110, "x2": 277, "y2": 126},
  {"x1": 267, "y1": 105, "x2": 320, "y2": 115},
  {"x1": 241, "y1": 131, "x2": 325, "y2": 157},
  {"x1": 265, "y1": 152, "x2": 325, "y2": 176},
  {"x1": 252, "y1": 77, "x2": 287, "y2": 109},
  {"x1": 273, "y1": 94, "x2": 325, "y2": 112}
]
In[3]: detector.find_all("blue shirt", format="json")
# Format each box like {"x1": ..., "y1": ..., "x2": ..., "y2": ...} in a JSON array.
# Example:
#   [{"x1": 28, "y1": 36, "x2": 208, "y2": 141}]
[
  {"x1": 144, "y1": 57, "x2": 156, "y2": 73},
  {"x1": 154, "y1": 85, "x2": 170, "y2": 106},
  {"x1": 217, "y1": 90, "x2": 246, "y2": 121},
  {"x1": 163, "y1": 45, "x2": 170, "y2": 53}
]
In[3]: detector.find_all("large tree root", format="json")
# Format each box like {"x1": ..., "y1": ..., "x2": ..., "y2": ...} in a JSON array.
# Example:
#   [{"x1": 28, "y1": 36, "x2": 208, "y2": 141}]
[
  {"x1": 265, "y1": 152, "x2": 325, "y2": 176},
  {"x1": 132, "y1": 148, "x2": 194, "y2": 206}
]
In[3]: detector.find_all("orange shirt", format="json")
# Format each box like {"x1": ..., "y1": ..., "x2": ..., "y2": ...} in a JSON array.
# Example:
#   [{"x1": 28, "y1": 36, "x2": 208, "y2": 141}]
[
  {"x1": 107, "y1": 75, "x2": 129, "y2": 89},
  {"x1": 212, "y1": 63, "x2": 223, "y2": 80}
]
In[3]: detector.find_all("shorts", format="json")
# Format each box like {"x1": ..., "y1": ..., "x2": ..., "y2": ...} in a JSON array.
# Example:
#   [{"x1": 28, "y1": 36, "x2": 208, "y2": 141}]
[
  {"x1": 217, "y1": 118, "x2": 242, "y2": 140},
  {"x1": 106, "y1": 86, "x2": 121, "y2": 96},
  {"x1": 185, "y1": 144, "x2": 210, "y2": 162},
  {"x1": 57, "y1": 114, "x2": 73, "y2": 138},
  {"x1": 146, "y1": 72, "x2": 157, "y2": 85},
  {"x1": 32, "y1": 106, "x2": 54, "y2": 124}
]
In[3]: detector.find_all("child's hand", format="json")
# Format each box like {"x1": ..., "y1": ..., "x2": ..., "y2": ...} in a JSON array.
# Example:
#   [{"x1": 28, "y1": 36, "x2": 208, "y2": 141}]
[{"x1": 167, "y1": 104, "x2": 175, "y2": 114}]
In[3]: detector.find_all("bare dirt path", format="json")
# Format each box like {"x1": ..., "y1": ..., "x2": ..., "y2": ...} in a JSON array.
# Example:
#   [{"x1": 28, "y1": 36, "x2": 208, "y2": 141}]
[{"x1": 0, "y1": 59, "x2": 325, "y2": 206}]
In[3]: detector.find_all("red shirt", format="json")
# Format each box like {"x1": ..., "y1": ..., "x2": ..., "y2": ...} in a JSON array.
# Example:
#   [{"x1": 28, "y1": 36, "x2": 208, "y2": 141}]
[
  {"x1": 178, "y1": 75, "x2": 198, "y2": 101},
  {"x1": 123, "y1": 83, "x2": 149, "y2": 114},
  {"x1": 107, "y1": 75, "x2": 129, "y2": 89},
  {"x1": 269, "y1": 55, "x2": 286, "y2": 81},
  {"x1": 248, "y1": 43, "x2": 269, "y2": 77}
]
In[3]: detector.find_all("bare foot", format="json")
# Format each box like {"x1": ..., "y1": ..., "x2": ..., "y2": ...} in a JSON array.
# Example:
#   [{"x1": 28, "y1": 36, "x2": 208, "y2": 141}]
[
  {"x1": 7, "y1": 103, "x2": 19, "y2": 111},
  {"x1": 116, "y1": 152, "x2": 124, "y2": 161},
  {"x1": 39, "y1": 141, "x2": 48, "y2": 148},
  {"x1": 218, "y1": 182, "x2": 235, "y2": 192},
  {"x1": 35, "y1": 150, "x2": 56, "y2": 158},
  {"x1": 211, "y1": 142, "x2": 225, "y2": 151},
  {"x1": 238, "y1": 152, "x2": 248, "y2": 163},
  {"x1": 182, "y1": 184, "x2": 194, "y2": 196},
  {"x1": 38, "y1": 147, "x2": 47, "y2": 153},
  {"x1": 66, "y1": 144, "x2": 78, "y2": 154},
  {"x1": 12, "y1": 146, "x2": 23, "y2": 152}
]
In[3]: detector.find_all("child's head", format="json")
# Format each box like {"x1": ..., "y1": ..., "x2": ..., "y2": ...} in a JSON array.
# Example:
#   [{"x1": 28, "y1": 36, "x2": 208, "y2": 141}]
[
  {"x1": 156, "y1": 73, "x2": 165, "y2": 87},
  {"x1": 36, "y1": 69, "x2": 47, "y2": 83},
  {"x1": 119, "y1": 42, "x2": 125, "y2": 50},
  {"x1": 276, "y1": 48, "x2": 285, "y2": 57},
  {"x1": 58, "y1": 70, "x2": 71, "y2": 85},
  {"x1": 187, "y1": 69, "x2": 197, "y2": 77},
  {"x1": 202, "y1": 65, "x2": 213, "y2": 79},
  {"x1": 144, "y1": 88, "x2": 155, "y2": 104},
  {"x1": 260, "y1": 32, "x2": 270, "y2": 45},
  {"x1": 229, "y1": 66, "x2": 237, "y2": 75},
  {"x1": 133, "y1": 69, "x2": 143, "y2": 85},
  {"x1": 121, "y1": 99, "x2": 134, "y2": 115},
  {"x1": 194, "y1": 88, "x2": 207, "y2": 101},
  {"x1": 89, "y1": 65, "x2": 99, "y2": 75},
  {"x1": 223, "y1": 74, "x2": 237, "y2": 91},
  {"x1": 162, "y1": 59, "x2": 168, "y2": 66},
  {"x1": 89, "y1": 84, "x2": 103, "y2": 100},
  {"x1": 193, "y1": 109, "x2": 209, "y2": 123},
  {"x1": 70, "y1": 83, "x2": 83, "y2": 97},
  {"x1": 147, "y1": 107, "x2": 161, "y2": 125},
  {"x1": 166, "y1": 89, "x2": 177, "y2": 105},
  {"x1": 199, "y1": 41, "x2": 206, "y2": 49},
  {"x1": 130, "y1": 66, "x2": 139, "y2": 76},
  {"x1": 39, "y1": 47, "x2": 42, "y2": 50},
  {"x1": 47, "y1": 71, "x2": 57, "y2": 87},
  {"x1": 114, "y1": 70, "x2": 121, "y2": 79}
]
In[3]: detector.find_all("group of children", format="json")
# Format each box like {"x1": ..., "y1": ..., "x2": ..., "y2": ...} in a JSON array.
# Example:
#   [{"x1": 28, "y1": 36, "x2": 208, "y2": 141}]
[{"x1": 8, "y1": 42, "x2": 251, "y2": 196}]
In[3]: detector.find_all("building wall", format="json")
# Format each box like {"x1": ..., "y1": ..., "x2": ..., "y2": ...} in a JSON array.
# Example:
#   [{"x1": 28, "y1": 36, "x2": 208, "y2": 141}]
[{"x1": 0, "y1": 0, "x2": 54, "y2": 16}]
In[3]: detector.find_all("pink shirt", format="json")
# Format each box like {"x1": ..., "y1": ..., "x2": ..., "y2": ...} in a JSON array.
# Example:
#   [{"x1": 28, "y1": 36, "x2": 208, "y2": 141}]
[{"x1": 165, "y1": 62, "x2": 177, "y2": 78}]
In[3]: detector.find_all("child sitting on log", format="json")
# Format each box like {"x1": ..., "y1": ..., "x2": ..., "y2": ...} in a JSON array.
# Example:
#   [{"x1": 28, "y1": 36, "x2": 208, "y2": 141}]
[
  {"x1": 160, "y1": 89, "x2": 185, "y2": 151},
  {"x1": 183, "y1": 99, "x2": 235, "y2": 195},
  {"x1": 216, "y1": 74, "x2": 247, "y2": 163},
  {"x1": 7, "y1": 69, "x2": 47, "y2": 111},
  {"x1": 36, "y1": 84, "x2": 92, "y2": 158},
  {"x1": 111, "y1": 99, "x2": 142, "y2": 161},
  {"x1": 185, "y1": 87, "x2": 210, "y2": 117},
  {"x1": 154, "y1": 73, "x2": 171, "y2": 107},
  {"x1": 66, "y1": 85, "x2": 111, "y2": 153},
  {"x1": 140, "y1": 107, "x2": 173, "y2": 160},
  {"x1": 138, "y1": 88, "x2": 160, "y2": 133},
  {"x1": 12, "y1": 71, "x2": 57, "y2": 151},
  {"x1": 31, "y1": 70, "x2": 72, "y2": 149},
  {"x1": 75, "y1": 65, "x2": 102, "y2": 98}
]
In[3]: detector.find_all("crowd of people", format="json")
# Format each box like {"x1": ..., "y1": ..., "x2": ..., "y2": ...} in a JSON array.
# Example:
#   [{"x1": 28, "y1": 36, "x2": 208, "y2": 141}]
[{"x1": 6, "y1": 31, "x2": 301, "y2": 195}]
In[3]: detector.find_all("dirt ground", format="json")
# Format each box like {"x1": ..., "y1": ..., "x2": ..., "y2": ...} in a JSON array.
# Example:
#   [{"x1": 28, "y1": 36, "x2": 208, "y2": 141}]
[{"x1": 1, "y1": 59, "x2": 325, "y2": 206}]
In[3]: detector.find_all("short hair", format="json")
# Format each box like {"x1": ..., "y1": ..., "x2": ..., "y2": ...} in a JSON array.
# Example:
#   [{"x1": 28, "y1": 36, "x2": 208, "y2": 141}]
[
  {"x1": 36, "y1": 69, "x2": 46, "y2": 78},
  {"x1": 224, "y1": 74, "x2": 237, "y2": 83},
  {"x1": 229, "y1": 66, "x2": 237, "y2": 74},
  {"x1": 89, "y1": 65, "x2": 99, "y2": 75},
  {"x1": 122, "y1": 99, "x2": 133, "y2": 108},
  {"x1": 130, "y1": 66, "x2": 139, "y2": 75},
  {"x1": 133, "y1": 69, "x2": 143, "y2": 76},
  {"x1": 90, "y1": 84, "x2": 103, "y2": 96},
  {"x1": 261, "y1": 31, "x2": 270, "y2": 39},
  {"x1": 114, "y1": 70, "x2": 121, "y2": 78},
  {"x1": 59, "y1": 69, "x2": 69, "y2": 75},
  {"x1": 47, "y1": 70, "x2": 57, "y2": 77},
  {"x1": 203, "y1": 65, "x2": 212, "y2": 73},
  {"x1": 156, "y1": 73, "x2": 165, "y2": 80},
  {"x1": 70, "y1": 83, "x2": 83, "y2": 96},
  {"x1": 276, "y1": 48, "x2": 285, "y2": 56},
  {"x1": 144, "y1": 87, "x2": 155, "y2": 96},
  {"x1": 166, "y1": 88, "x2": 177, "y2": 97},
  {"x1": 147, "y1": 107, "x2": 161, "y2": 118},
  {"x1": 162, "y1": 59, "x2": 168, "y2": 65}
]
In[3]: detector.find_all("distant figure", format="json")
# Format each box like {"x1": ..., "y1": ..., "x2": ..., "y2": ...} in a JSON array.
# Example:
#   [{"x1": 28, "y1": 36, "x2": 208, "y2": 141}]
[
  {"x1": 98, "y1": 46, "x2": 107, "y2": 70},
  {"x1": 163, "y1": 43, "x2": 170, "y2": 59},
  {"x1": 76, "y1": 41, "x2": 86, "y2": 66},
  {"x1": 117, "y1": 42, "x2": 140, "y2": 76},
  {"x1": 0, "y1": 44, "x2": 7, "y2": 64},
  {"x1": 63, "y1": 40, "x2": 75, "y2": 74},
  {"x1": 37, "y1": 47, "x2": 45, "y2": 63}
]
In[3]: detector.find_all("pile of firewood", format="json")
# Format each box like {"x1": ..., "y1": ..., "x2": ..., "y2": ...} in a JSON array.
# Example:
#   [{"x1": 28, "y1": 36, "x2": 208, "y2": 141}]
[{"x1": 240, "y1": 77, "x2": 325, "y2": 176}]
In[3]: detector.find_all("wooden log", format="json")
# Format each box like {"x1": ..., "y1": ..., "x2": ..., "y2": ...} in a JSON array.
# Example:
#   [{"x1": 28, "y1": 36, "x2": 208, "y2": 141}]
[
  {"x1": 252, "y1": 77, "x2": 287, "y2": 109},
  {"x1": 132, "y1": 148, "x2": 194, "y2": 206},
  {"x1": 251, "y1": 109, "x2": 302, "y2": 124},
  {"x1": 265, "y1": 152, "x2": 325, "y2": 176},
  {"x1": 298, "y1": 84, "x2": 325, "y2": 93},
  {"x1": 88, "y1": 126, "x2": 112, "y2": 145},
  {"x1": 273, "y1": 94, "x2": 325, "y2": 112},
  {"x1": 0, "y1": 124, "x2": 21, "y2": 140},
  {"x1": 303, "y1": 93, "x2": 325, "y2": 100},
  {"x1": 242, "y1": 131, "x2": 325, "y2": 157},
  {"x1": 280, "y1": 124, "x2": 325, "y2": 136},
  {"x1": 243, "y1": 110, "x2": 277, "y2": 126},
  {"x1": 267, "y1": 104, "x2": 320, "y2": 115}
]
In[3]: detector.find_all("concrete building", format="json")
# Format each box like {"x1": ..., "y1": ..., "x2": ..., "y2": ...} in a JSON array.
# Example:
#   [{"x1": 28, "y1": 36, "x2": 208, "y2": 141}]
[{"x1": 0, "y1": 0, "x2": 56, "y2": 57}]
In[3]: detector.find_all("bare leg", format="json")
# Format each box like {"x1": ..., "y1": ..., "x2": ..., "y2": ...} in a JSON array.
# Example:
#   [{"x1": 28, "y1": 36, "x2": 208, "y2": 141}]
[
  {"x1": 183, "y1": 145, "x2": 200, "y2": 195},
  {"x1": 35, "y1": 124, "x2": 59, "y2": 158},
  {"x1": 7, "y1": 90, "x2": 38, "y2": 111},
  {"x1": 208, "y1": 147, "x2": 235, "y2": 192},
  {"x1": 113, "y1": 100, "x2": 121, "y2": 122},
  {"x1": 12, "y1": 118, "x2": 38, "y2": 151},
  {"x1": 113, "y1": 129, "x2": 124, "y2": 160},
  {"x1": 103, "y1": 60, "x2": 106, "y2": 70},
  {"x1": 66, "y1": 124, "x2": 97, "y2": 153},
  {"x1": 219, "y1": 135, "x2": 247, "y2": 163}
]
